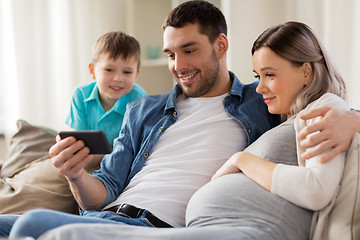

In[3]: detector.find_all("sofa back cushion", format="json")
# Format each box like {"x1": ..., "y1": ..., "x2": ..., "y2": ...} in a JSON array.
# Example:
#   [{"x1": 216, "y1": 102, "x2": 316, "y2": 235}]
[{"x1": 310, "y1": 132, "x2": 360, "y2": 240}]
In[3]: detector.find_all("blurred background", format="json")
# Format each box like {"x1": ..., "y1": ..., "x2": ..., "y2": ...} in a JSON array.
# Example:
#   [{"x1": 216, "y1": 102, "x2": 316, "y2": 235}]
[{"x1": 0, "y1": 0, "x2": 359, "y2": 140}]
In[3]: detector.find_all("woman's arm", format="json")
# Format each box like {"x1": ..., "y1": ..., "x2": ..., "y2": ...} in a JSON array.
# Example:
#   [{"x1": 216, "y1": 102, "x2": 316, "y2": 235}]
[
  {"x1": 214, "y1": 94, "x2": 349, "y2": 211},
  {"x1": 271, "y1": 152, "x2": 344, "y2": 210},
  {"x1": 213, "y1": 146, "x2": 344, "y2": 210},
  {"x1": 212, "y1": 151, "x2": 276, "y2": 191},
  {"x1": 272, "y1": 94, "x2": 348, "y2": 210}
]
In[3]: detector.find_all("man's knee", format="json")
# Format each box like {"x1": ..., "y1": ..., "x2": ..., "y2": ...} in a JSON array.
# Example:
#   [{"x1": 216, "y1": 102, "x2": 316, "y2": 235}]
[{"x1": 10, "y1": 209, "x2": 57, "y2": 238}]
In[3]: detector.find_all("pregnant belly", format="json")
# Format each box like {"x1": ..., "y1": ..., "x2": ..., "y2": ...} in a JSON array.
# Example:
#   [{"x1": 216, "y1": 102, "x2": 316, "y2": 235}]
[{"x1": 186, "y1": 173, "x2": 312, "y2": 239}]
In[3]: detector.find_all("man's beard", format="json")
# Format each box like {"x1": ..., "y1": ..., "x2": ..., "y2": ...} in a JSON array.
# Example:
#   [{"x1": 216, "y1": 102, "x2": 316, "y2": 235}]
[{"x1": 180, "y1": 50, "x2": 220, "y2": 98}]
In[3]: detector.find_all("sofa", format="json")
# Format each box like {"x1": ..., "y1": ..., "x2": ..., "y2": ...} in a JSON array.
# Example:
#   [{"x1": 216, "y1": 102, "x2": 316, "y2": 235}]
[{"x1": 0, "y1": 120, "x2": 359, "y2": 239}]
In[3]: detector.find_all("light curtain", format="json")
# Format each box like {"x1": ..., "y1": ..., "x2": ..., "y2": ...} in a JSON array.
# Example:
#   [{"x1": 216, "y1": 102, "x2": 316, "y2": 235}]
[{"x1": 0, "y1": 0, "x2": 126, "y2": 137}]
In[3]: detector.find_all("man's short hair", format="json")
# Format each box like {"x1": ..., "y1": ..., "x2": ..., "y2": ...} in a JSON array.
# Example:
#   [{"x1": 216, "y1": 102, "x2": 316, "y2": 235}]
[
  {"x1": 162, "y1": 0, "x2": 227, "y2": 43},
  {"x1": 92, "y1": 31, "x2": 141, "y2": 70}
]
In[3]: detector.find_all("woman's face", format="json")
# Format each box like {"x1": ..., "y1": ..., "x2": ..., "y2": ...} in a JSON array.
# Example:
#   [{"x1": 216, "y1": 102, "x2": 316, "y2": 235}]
[{"x1": 253, "y1": 47, "x2": 308, "y2": 115}]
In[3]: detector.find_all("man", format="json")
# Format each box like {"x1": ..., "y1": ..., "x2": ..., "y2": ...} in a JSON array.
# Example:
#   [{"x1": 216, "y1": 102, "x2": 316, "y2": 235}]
[{"x1": 1, "y1": 1, "x2": 359, "y2": 239}]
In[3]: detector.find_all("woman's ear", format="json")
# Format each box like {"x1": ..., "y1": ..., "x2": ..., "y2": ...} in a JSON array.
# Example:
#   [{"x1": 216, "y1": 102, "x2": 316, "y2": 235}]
[
  {"x1": 303, "y1": 62, "x2": 313, "y2": 84},
  {"x1": 216, "y1": 33, "x2": 228, "y2": 59},
  {"x1": 89, "y1": 63, "x2": 96, "y2": 79}
]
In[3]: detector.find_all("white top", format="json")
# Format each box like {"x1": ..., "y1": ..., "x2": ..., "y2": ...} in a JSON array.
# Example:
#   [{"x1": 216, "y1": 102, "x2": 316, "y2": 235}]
[
  {"x1": 106, "y1": 92, "x2": 248, "y2": 227},
  {"x1": 271, "y1": 93, "x2": 349, "y2": 210}
]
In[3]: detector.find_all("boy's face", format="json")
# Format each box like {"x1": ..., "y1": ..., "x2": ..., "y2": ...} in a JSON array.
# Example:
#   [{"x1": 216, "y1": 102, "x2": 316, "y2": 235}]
[
  {"x1": 163, "y1": 23, "x2": 221, "y2": 98},
  {"x1": 90, "y1": 53, "x2": 139, "y2": 110}
]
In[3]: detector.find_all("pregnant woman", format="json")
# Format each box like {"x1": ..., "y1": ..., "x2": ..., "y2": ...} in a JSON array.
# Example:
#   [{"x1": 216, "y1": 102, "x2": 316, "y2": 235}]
[{"x1": 186, "y1": 21, "x2": 347, "y2": 240}]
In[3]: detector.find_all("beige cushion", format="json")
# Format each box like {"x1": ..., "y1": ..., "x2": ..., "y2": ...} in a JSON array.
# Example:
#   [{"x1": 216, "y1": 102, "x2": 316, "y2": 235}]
[
  {"x1": 0, "y1": 119, "x2": 57, "y2": 178},
  {"x1": 0, "y1": 156, "x2": 78, "y2": 214},
  {"x1": 0, "y1": 119, "x2": 78, "y2": 214},
  {"x1": 310, "y1": 132, "x2": 360, "y2": 240}
]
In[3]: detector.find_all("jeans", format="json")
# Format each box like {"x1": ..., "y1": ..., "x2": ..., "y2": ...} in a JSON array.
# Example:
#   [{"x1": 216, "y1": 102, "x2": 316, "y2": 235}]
[{"x1": 0, "y1": 208, "x2": 153, "y2": 239}]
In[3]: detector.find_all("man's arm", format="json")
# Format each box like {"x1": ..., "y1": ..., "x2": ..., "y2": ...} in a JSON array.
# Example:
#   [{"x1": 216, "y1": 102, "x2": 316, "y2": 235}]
[
  {"x1": 298, "y1": 106, "x2": 360, "y2": 163},
  {"x1": 49, "y1": 136, "x2": 107, "y2": 210}
]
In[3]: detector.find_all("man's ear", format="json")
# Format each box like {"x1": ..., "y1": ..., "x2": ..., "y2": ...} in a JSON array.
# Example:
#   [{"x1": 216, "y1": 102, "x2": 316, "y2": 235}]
[
  {"x1": 216, "y1": 33, "x2": 228, "y2": 59},
  {"x1": 89, "y1": 63, "x2": 96, "y2": 79}
]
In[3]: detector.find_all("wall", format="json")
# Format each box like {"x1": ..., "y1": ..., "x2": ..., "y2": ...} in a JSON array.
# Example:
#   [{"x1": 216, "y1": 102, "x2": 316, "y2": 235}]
[{"x1": 223, "y1": 0, "x2": 285, "y2": 83}]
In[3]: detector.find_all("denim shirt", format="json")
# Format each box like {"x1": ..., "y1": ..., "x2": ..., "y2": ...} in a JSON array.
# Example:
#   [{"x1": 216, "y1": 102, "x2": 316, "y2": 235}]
[{"x1": 91, "y1": 71, "x2": 280, "y2": 210}]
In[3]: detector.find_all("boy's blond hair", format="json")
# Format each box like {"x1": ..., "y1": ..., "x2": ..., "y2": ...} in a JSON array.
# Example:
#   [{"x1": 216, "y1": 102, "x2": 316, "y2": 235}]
[{"x1": 92, "y1": 31, "x2": 141, "y2": 70}]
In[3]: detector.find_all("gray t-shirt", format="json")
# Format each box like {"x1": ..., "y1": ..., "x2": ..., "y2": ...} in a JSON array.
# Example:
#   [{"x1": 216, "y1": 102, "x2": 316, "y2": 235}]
[{"x1": 186, "y1": 117, "x2": 313, "y2": 240}]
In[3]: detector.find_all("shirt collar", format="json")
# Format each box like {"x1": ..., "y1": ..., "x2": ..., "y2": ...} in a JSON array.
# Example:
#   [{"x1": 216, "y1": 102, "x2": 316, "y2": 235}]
[
  {"x1": 163, "y1": 71, "x2": 245, "y2": 115},
  {"x1": 228, "y1": 71, "x2": 245, "y2": 98},
  {"x1": 85, "y1": 84, "x2": 100, "y2": 102},
  {"x1": 84, "y1": 84, "x2": 126, "y2": 115},
  {"x1": 163, "y1": 85, "x2": 182, "y2": 115}
]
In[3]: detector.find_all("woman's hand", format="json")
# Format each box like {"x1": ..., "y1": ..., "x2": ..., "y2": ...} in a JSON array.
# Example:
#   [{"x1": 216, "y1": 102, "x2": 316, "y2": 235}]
[
  {"x1": 212, "y1": 152, "x2": 275, "y2": 192},
  {"x1": 212, "y1": 152, "x2": 243, "y2": 181}
]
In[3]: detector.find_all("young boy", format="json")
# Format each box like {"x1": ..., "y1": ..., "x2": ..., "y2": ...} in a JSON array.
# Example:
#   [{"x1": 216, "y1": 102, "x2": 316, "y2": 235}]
[{"x1": 66, "y1": 31, "x2": 147, "y2": 145}]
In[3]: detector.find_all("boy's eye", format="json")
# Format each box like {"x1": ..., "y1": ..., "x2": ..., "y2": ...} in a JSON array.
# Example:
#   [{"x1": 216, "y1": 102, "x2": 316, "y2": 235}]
[
  {"x1": 185, "y1": 49, "x2": 195, "y2": 54},
  {"x1": 105, "y1": 68, "x2": 113, "y2": 72},
  {"x1": 124, "y1": 71, "x2": 132, "y2": 74},
  {"x1": 167, "y1": 53, "x2": 175, "y2": 59},
  {"x1": 266, "y1": 73, "x2": 275, "y2": 78},
  {"x1": 254, "y1": 74, "x2": 260, "y2": 80}
]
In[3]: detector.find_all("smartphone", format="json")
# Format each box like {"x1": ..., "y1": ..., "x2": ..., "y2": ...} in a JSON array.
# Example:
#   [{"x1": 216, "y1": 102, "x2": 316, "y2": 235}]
[{"x1": 58, "y1": 130, "x2": 112, "y2": 154}]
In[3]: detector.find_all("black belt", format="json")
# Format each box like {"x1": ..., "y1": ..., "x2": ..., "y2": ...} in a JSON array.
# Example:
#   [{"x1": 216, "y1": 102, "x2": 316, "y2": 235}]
[{"x1": 105, "y1": 203, "x2": 173, "y2": 228}]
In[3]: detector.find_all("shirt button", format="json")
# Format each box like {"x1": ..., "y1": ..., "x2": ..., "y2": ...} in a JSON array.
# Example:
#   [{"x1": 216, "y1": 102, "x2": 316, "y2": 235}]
[
  {"x1": 144, "y1": 153, "x2": 149, "y2": 157},
  {"x1": 173, "y1": 111, "x2": 177, "y2": 117},
  {"x1": 159, "y1": 127, "x2": 163, "y2": 131}
]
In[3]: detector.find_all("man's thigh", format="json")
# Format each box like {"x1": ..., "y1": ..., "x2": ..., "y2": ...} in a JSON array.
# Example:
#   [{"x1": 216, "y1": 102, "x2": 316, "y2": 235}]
[{"x1": 10, "y1": 209, "x2": 153, "y2": 239}]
